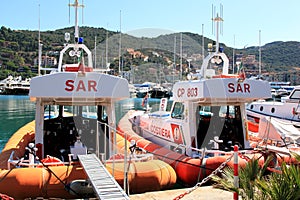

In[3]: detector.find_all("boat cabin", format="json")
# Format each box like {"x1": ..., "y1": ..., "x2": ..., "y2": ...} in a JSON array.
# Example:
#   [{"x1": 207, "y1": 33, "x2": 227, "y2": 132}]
[
  {"x1": 30, "y1": 26, "x2": 130, "y2": 161},
  {"x1": 30, "y1": 72, "x2": 129, "y2": 161},
  {"x1": 169, "y1": 78, "x2": 271, "y2": 156}
]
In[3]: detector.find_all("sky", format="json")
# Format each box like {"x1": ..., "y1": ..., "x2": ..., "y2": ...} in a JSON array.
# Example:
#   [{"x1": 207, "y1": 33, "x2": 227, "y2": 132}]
[{"x1": 1, "y1": 0, "x2": 300, "y2": 49}]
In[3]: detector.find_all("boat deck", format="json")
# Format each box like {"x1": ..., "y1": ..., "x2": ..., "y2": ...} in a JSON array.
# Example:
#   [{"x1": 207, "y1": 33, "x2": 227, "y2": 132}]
[{"x1": 78, "y1": 154, "x2": 129, "y2": 200}]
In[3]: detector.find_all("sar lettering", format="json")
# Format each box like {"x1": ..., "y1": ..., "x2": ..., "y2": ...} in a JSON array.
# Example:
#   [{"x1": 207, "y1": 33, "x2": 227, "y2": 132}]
[
  {"x1": 228, "y1": 83, "x2": 250, "y2": 93},
  {"x1": 65, "y1": 80, "x2": 97, "y2": 92}
]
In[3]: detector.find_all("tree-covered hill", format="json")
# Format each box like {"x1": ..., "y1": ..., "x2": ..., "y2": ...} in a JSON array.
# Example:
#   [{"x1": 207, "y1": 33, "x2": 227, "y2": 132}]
[
  {"x1": 243, "y1": 41, "x2": 300, "y2": 72},
  {"x1": 0, "y1": 25, "x2": 300, "y2": 81}
]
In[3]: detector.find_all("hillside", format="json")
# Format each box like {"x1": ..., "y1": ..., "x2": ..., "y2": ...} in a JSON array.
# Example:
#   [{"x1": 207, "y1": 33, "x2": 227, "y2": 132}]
[
  {"x1": 243, "y1": 41, "x2": 300, "y2": 72},
  {"x1": 0, "y1": 25, "x2": 300, "y2": 81}
]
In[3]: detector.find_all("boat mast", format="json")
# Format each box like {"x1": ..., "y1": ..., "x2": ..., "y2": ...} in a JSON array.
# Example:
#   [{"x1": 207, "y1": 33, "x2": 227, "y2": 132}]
[
  {"x1": 199, "y1": 4, "x2": 227, "y2": 78},
  {"x1": 58, "y1": 0, "x2": 92, "y2": 71},
  {"x1": 212, "y1": 4, "x2": 223, "y2": 53},
  {"x1": 214, "y1": 14, "x2": 223, "y2": 53},
  {"x1": 69, "y1": 0, "x2": 84, "y2": 42}
]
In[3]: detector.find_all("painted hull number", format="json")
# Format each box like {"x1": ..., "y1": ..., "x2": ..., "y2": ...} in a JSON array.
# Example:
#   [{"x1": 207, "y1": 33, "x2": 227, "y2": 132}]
[{"x1": 177, "y1": 87, "x2": 198, "y2": 97}]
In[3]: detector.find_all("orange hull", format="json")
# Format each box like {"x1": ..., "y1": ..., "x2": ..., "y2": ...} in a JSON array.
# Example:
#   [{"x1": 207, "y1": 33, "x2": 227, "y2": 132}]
[
  {"x1": 0, "y1": 160, "x2": 176, "y2": 199},
  {"x1": 117, "y1": 112, "x2": 298, "y2": 186},
  {"x1": 0, "y1": 165, "x2": 86, "y2": 199},
  {"x1": 117, "y1": 112, "x2": 234, "y2": 185},
  {"x1": 0, "y1": 121, "x2": 177, "y2": 199}
]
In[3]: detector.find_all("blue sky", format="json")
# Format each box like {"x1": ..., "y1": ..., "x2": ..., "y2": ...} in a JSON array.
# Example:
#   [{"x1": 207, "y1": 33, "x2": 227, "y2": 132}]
[{"x1": 1, "y1": 0, "x2": 300, "y2": 49}]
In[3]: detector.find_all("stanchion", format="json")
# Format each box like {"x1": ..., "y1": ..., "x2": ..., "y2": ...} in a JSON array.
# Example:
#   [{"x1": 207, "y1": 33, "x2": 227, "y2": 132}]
[{"x1": 233, "y1": 145, "x2": 239, "y2": 200}]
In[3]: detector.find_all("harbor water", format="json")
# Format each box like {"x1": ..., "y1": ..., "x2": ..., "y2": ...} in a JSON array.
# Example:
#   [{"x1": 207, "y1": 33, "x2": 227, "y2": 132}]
[
  {"x1": 0, "y1": 95, "x2": 35, "y2": 151},
  {"x1": 0, "y1": 95, "x2": 166, "y2": 152}
]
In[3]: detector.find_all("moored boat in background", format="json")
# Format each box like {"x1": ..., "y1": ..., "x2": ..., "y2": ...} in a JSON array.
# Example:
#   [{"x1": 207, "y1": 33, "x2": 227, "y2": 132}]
[
  {"x1": 247, "y1": 85, "x2": 300, "y2": 126},
  {"x1": 0, "y1": 76, "x2": 30, "y2": 95}
]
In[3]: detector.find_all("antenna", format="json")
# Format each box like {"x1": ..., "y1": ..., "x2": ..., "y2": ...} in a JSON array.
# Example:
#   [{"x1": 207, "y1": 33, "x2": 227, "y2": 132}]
[
  {"x1": 211, "y1": 5, "x2": 215, "y2": 34},
  {"x1": 82, "y1": 0, "x2": 84, "y2": 24},
  {"x1": 220, "y1": 3, "x2": 223, "y2": 35}
]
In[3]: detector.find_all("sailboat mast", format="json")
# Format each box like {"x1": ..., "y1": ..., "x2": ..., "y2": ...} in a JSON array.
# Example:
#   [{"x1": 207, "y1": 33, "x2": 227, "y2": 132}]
[
  {"x1": 202, "y1": 24, "x2": 204, "y2": 61},
  {"x1": 259, "y1": 30, "x2": 261, "y2": 77},
  {"x1": 106, "y1": 28, "x2": 109, "y2": 71},
  {"x1": 94, "y1": 36, "x2": 97, "y2": 68},
  {"x1": 38, "y1": 3, "x2": 41, "y2": 76},
  {"x1": 118, "y1": 10, "x2": 122, "y2": 76},
  {"x1": 173, "y1": 35, "x2": 176, "y2": 84},
  {"x1": 180, "y1": 33, "x2": 182, "y2": 81},
  {"x1": 233, "y1": 35, "x2": 235, "y2": 74}
]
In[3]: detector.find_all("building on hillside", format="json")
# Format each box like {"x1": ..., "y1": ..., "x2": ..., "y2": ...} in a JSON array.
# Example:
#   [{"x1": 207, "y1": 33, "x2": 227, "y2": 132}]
[
  {"x1": 34, "y1": 56, "x2": 57, "y2": 67},
  {"x1": 266, "y1": 69, "x2": 300, "y2": 85}
]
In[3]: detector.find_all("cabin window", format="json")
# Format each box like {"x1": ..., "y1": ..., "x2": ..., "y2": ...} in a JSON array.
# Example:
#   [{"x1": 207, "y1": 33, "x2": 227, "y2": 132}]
[
  {"x1": 171, "y1": 102, "x2": 184, "y2": 119},
  {"x1": 82, "y1": 106, "x2": 97, "y2": 119},
  {"x1": 196, "y1": 105, "x2": 244, "y2": 151}
]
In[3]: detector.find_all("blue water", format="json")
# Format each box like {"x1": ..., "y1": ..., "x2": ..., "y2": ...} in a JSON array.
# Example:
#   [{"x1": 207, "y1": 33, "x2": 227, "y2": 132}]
[
  {"x1": 0, "y1": 96, "x2": 165, "y2": 152},
  {"x1": 0, "y1": 95, "x2": 35, "y2": 151}
]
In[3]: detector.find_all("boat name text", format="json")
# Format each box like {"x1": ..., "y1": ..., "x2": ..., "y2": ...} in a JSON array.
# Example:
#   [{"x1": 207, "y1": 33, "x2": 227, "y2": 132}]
[
  {"x1": 65, "y1": 80, "x2": 98, "y2": 92},
  {"x1": 177, "y1": 87, "x2": 198, "y2": 98},
  {"x1": 227, "y1": 83, "x2": 250, "y2": 93},
  {"x1": 150, "y1": 124, "x2": 171, "y2": 139}
]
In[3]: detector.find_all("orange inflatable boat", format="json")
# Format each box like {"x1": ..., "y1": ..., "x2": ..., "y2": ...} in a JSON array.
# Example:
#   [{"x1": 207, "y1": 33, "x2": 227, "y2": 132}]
[
  {"x1": 117, "y1": 111, "x2": 300, "y2": 186},
  {"x1": 0, "y1": 121, "x2": 177, "y2": 199}
]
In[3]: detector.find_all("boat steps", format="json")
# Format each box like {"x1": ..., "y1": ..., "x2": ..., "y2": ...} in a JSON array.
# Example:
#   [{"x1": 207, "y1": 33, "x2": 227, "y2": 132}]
[{"x1": 78, "y1": 154, "x2": 129, "y2": 200}]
